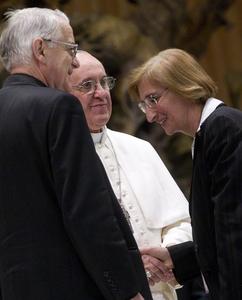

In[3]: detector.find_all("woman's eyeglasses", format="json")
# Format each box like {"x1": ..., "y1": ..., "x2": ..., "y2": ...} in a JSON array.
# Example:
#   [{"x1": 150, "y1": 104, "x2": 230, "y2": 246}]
[{"x1": 138, "y1": 89, "x2": 168, "y2": 113}]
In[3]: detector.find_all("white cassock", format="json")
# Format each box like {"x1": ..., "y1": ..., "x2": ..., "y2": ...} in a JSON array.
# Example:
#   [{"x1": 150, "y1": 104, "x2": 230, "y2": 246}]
[{"x1": 91, "y1": 127, "x2": 192, "y2": 300}]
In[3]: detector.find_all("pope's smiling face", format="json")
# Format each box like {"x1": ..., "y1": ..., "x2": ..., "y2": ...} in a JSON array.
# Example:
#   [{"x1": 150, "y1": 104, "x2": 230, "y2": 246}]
[{"x1": 69, "y1": 52, "x2": 112, "y2": 133}]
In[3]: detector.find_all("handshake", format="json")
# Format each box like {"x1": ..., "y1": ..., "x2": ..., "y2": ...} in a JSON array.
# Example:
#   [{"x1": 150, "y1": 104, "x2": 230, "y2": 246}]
[{"x1": 140, "y1": 246, "x2": 177, "y2": 287}]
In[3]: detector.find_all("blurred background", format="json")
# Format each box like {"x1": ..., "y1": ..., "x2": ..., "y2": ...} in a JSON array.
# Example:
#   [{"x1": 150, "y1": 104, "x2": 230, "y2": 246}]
[{"x1": 0, "y1": 0, "x2": 242, "y2": 197}]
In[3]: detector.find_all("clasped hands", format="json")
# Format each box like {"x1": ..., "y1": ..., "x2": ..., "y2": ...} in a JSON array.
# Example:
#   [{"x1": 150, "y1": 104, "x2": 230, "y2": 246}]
[{"x1": 140, "y1": 246, "x2": 175, "y2": 286}]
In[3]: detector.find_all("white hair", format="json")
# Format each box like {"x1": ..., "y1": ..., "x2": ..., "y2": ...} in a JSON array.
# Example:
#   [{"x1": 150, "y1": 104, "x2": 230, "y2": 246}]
[{"x1": 0, "y1": 7, "x2": 70, "y2": 71}]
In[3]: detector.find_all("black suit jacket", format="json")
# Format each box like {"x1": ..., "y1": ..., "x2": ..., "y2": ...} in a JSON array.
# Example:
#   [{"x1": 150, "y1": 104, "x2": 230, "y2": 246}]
[
  {"x1": 169, "y1": 105, "x2": 242, "y2": 300},
  {"x1": 0, "y1": 74, "x2": 152, "y2": 300}
]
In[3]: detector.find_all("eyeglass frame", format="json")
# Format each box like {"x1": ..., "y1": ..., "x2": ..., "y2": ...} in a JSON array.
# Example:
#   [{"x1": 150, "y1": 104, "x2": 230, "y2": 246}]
[
  {"x1": 42, "y1": 38, "x2": 79, "y2": 58},
  {"x1": 72, "y1": 76, "x2": 116, "y2": 94},
  {"x1": 138, "y1": 88, "x2": 168, "y2": 113}
]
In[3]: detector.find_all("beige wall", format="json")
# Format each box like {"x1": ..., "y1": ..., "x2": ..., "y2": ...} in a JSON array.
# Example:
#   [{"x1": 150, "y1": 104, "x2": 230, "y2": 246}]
[
  {"x1": 63, "y1": 0, "x2": 242, "y2": 107},
  {"x1": 1, "y1": 0, "x2": 241, "y2": 108}
]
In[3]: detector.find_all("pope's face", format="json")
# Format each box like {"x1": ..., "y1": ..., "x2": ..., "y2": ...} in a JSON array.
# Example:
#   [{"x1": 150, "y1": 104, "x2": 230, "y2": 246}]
[{"x1": 70, "y1": 55, "x2": 112, "y2": 132}]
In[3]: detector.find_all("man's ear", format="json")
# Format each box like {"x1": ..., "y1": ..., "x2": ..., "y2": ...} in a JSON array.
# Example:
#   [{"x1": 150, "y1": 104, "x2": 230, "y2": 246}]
[{"x1": 32, "y1": 38, "x2": 46, "y2": 63}]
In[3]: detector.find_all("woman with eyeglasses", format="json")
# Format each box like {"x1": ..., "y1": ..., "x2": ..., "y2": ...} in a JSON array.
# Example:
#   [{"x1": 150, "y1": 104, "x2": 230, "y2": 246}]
[{"x1": 127, "y1": 48, "x2": 242, "y2": 300}]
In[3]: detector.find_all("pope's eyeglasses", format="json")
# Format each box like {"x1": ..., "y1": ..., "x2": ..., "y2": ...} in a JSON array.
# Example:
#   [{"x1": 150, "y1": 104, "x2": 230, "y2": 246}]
[{"x1": 72, "y1": 76, "x2": 116, "y2": 94}]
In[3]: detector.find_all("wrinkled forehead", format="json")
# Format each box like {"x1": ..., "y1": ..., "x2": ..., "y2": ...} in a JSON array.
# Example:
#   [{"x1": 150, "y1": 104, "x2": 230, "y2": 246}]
[
  {"x1": 81, "y1": 61, "x2": 105, "y2": 75},
  {"x1": 73, "y1": 53, "x2": 106, "y2": 82}
]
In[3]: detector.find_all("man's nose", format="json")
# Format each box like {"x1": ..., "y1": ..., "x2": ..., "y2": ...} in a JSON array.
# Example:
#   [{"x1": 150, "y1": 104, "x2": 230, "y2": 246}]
[
  {"x1": 145, "y1": 109, "x2": 157, "y2": 123},
  {"x1": 93, "y1": 83, "x2": 108, "y2": 96}
]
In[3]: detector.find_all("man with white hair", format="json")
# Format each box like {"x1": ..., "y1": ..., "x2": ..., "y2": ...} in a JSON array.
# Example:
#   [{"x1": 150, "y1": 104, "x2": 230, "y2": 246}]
[
  {"x1": 0, "y1": 8, "x2": 152, "y2": 300},
  {"x1": 69, "y1": 50, "x2": 193, "y2": 300}
]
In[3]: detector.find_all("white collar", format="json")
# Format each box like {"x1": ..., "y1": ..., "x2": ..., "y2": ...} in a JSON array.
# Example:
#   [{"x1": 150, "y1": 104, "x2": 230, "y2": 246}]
[
  {"x1": 191, "y1": 97, "x2": 223, "y2": 158},
  {"x1": 91, "y1": 127, "x2": 107, "y2": 144},
  {"x1": 197, "y1": 97, "x2": 223, "y2": 132}
]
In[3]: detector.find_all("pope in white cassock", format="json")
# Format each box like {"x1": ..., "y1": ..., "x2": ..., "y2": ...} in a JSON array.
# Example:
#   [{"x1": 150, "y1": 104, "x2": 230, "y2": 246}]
[{"x1": 69, "y1": 51, "x2": 192, "y2": 300}]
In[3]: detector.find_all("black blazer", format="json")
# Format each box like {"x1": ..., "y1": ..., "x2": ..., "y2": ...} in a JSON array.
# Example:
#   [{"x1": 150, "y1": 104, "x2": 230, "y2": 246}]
[
  {"x1": 169, "y1": 105, "x2": 242, "y2": 300},
  {"x1": 0, "y1": 74, "x2": 152, "y2": 300}
]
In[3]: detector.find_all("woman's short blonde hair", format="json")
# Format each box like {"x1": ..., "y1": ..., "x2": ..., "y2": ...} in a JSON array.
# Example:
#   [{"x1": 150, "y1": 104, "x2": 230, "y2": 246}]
[{"x1": 128, "y1": 48, "x2": 218, "y2": 104}]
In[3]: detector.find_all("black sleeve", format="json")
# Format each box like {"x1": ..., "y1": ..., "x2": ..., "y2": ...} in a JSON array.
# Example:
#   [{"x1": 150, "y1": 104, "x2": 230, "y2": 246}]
[
  {"x1": 168, "y1": 241, "x2": 201, "y2": 284},
  {"x1": 48, "y1": 94, "x2": 149, "y2": 300}
]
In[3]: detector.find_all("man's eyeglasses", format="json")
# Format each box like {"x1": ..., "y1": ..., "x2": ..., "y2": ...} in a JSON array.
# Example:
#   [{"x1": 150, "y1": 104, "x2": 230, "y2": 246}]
[
  {"x1": 72, "y1": 76, "x2": 116, "y2": 94},
  {"x1": 43, "y1": 38, "x2": 79, "y2": 58},
  {"x1": 138, "y1": 89, "x2": 168, "y2": 113}
]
